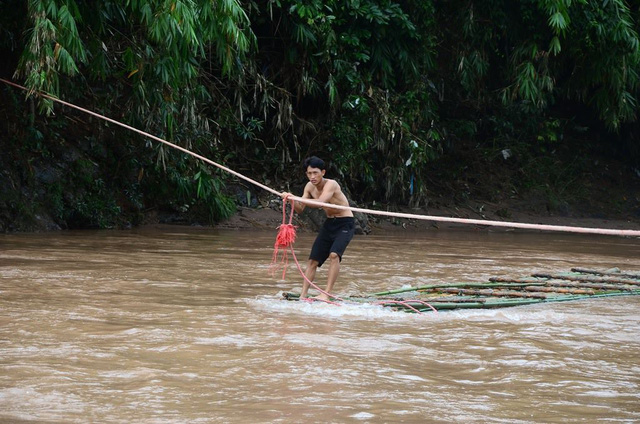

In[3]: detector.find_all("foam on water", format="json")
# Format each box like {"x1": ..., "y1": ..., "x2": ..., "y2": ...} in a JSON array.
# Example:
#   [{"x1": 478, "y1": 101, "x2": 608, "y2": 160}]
[
  {"x1": 194, "y1": 335, "x2": 258, "y2": 348},
  {"x1": 246, "y1": 293, "x2": 586, "y2": 325},
  {"x1": 247, "y1": 294, "x2": 431, "y2": 321},
  {"x1": 0, "y1": 387, "x2": 87, "y2": 419},
  {"x1": 351, "y1": 411, "x2": 375, "y2": 419}
]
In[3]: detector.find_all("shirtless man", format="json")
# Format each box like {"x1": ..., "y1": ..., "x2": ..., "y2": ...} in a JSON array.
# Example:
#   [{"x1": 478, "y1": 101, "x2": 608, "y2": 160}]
[{"x1": 281, "y1": 156, "x2": 355, "y2": 300}]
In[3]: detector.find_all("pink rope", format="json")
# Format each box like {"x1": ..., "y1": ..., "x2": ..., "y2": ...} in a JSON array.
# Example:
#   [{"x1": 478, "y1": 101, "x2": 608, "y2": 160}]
[
  {"x1": 375, "y1": 300, "x2": 423, "y2": 314},
  {"x1": 270, "y1": 198, "x2": 297, "y2": 280},
  {"x1": 3, "y1": 77, "x2": 639, "y2": 238},
  {"x1": 288, "y1": 243, "x2": 345, "y2": 303},
  {"x1": 401, "y1": 299, "x2": 439, "y2": 313}
]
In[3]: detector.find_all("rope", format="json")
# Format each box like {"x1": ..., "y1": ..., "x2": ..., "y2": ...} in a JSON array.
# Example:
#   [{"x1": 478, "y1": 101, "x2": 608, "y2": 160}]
[
  {"x1": 288, "y1": 243, "x2": 345, "y2": 303},
  {"x1": 3, "y1": 77, "x2": 640, "y2": 238},
  {"x1": 399, "y1": 299, "x2": 439, "y2": 313},
  {"x1": 268, "y1": 198, "x2": 344, "y2": 302},
  {"x1": 286, "y1": 198, "x2": 640, "y2": 237},
  {"x1": 270, "y1": 198, "x2": 297, "y2": 280},
  {"x1": 375, "y1": 300, "x2": 423, "y2": 314},
  {"x1": 374, "y1": 299, "x2": 439, "y2": 314}
]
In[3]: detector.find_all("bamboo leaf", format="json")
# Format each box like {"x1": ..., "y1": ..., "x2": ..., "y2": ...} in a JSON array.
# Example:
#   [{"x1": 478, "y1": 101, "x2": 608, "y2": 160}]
[
  {"x1": 548, "y1": 11, "x2": 567, "y2": 31},
  {"x1": 549, "y1": 36, "x2": 561, "y2": 55}
]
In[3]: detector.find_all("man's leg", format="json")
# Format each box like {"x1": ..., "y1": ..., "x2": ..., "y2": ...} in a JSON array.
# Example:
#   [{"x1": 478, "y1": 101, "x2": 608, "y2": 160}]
[
  {"x1": 315, "y1": 218, "x2": 354, "y2": 300},
  {"x1": 316, "y1": 252, "x2": 340, "y2": 301},
  {"x1": 301, "y1": 259, "x2": 318, "y2": 298}
]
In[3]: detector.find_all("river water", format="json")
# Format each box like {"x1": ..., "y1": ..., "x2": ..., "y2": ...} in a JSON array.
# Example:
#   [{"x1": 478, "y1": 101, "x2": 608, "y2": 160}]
[{"x1": 0, "y1": 226, "x2": 639, "y2": 423}]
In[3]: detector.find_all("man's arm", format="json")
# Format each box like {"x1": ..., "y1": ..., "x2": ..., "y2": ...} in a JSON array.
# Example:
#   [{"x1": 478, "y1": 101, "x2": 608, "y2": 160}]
[
  {"x1": 315, "y1": 180, "x2": 343, "y2": 215},
  {"x1": 315, "y1": 180, "x2": 337, "y2": 204},
  {"x1": 294, "y1": 184, "x2": 312, "y2": 213}
]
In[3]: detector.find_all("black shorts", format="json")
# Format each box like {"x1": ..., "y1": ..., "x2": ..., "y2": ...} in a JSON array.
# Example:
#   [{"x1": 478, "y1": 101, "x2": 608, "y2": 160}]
[{"x1": 309, "y1": 217, "x2": 355, "y2": 267}]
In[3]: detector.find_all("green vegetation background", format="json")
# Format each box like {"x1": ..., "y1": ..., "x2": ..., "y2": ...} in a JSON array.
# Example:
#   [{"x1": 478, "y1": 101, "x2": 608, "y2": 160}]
[{"x1": 1, "y1": 0, "x2": 639, "y2": 231}]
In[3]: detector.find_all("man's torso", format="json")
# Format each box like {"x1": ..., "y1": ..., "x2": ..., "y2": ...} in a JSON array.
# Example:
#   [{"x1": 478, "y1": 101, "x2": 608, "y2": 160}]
[{"x1": 306, "y1": 179, "x2": 353, "y2": 218}]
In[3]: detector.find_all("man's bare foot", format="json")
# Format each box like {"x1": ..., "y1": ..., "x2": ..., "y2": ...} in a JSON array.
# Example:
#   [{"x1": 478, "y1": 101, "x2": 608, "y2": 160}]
[{"x1": 314, "y1": 293, "x2": 330, "y2": 301}]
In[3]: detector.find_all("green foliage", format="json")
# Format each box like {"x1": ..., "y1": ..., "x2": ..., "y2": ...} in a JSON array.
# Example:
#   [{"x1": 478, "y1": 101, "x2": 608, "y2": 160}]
[
  {"x1": 3, "y1": 0, "x2": 640, "y2": 230},
  {"x1": 10, "y1": 0, "x2": 255, "y2": 225},
  {"x1": 561, "y1": 0, "x2": 640, "y2": 129},
  {"x1": 259, "y1": 0, "x2": 434, "y2": 95},
  {"x1": 15, "y1": 0, "x2": 256, "y2": 158},
  {"x1": 451, "y1": 0, "x2": 639, "y2": 130},
  {"x1": 193, "y1": 167, "x2": 236, "y2": 222},
  {"x1": 244, "y1": 0, "x2": 440, "y2": 201},
  {"x1": 16, "y1": 0, "x2": 87, "y2": 112},
  {"x1": 143, "y1": 156, "x2": 236, "y2": 223},
  {"x1": 327, "y1": 80, "x2": 441, "y2": 205},
  {"x1": 72, "y1": 178, "x2": 122, "y2": 229}
]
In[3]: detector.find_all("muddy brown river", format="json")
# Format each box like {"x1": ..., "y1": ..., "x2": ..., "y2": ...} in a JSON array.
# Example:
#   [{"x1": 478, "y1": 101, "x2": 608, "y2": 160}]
[{"x1": 1, "y1": 226, "x2": 639, "y2": 423}]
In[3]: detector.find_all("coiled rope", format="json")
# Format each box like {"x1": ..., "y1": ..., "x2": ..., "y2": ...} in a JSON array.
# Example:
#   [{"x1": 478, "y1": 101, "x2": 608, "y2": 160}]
[{"x1": 2, "y1": 78, "x2": 639, "y2": 238}]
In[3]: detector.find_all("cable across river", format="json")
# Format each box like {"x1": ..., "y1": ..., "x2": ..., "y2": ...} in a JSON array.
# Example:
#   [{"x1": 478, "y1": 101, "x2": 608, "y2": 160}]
[{"x1": 2, "y1": 78, "x2": 639, "y2": 238}]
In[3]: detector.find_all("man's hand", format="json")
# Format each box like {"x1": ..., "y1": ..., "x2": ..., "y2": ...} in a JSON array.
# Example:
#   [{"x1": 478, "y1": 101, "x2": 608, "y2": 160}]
[{"x1": 281, "y1": 191, "x2": 305, "y2": 213}]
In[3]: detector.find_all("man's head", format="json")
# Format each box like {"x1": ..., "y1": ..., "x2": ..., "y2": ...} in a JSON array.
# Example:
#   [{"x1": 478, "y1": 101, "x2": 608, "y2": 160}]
[
  {"x1": 303, "y1": 156, "x2": 325, "y2": 171},
  {"x1": 303, "y1": 156, "x2": 326, "y2": 185}
]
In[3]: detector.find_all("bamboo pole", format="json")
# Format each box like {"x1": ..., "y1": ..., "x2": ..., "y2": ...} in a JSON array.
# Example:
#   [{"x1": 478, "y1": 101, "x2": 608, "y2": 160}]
[
  {"x1": 435, "y1": 287, "x2": 548, "y2": 299},
  {"x1": 523, "y1": 286, "x2": 595, "y2": 295},
  {"x1": 545, "y1": 280, "x2": 638, "y2": 291},
  {"x1": 538, "y1": 291, "x2": 640, "y2": 303},
  {"x1": 369, "y1": 282, "x2": 545, "y2": 297},
  {"x1": 533, "y1": 273, "x2": 640, "y2": 286},
  {"x1": 489, "y1": 277, "x2": 546, "y2": 284},
  {"x1": 386, "y1": 301, "x2": 488, "y2": 311},
  {"x1": 570, "y1": 267, "x2": 640, "y2": 279},
  {"x1": 492, "y1": 275, "x2": 639, "y2": 291},
  {"x1": 284, "y1": 289, "x2": 640, "y2": 312},
  {"x1": 422, "y1": 298, "x2": 545, "y2": 311},
  {"x1": 377, "y1": 296, "x2": 488, "y2": 304}
]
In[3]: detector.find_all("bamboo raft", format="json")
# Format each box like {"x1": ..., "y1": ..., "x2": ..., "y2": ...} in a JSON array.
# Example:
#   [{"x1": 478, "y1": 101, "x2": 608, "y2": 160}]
[{"x1": 282, "y1": 268, "x2": 640, "y2": 313}]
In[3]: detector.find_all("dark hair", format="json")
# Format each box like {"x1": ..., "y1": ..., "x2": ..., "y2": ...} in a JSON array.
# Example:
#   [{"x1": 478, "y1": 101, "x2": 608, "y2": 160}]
[{"x1": 303, "y1": 156, "x2": 325, "y2": 170}]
